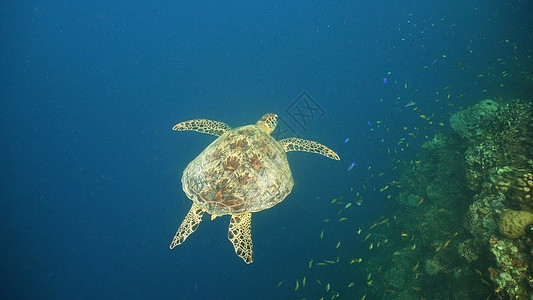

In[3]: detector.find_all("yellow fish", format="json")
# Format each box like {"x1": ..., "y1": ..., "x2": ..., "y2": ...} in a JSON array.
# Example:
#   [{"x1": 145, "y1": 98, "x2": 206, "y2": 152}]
[
  {"x1": 379, "y1": 218, "x2": 389, "y2": 225},
  {"x1": 347, "y1": 282, "x2": 355, "y2": 288},
  {"x1": 412, "y1": 261, "x2": 420, "y2": 272},
  {"x1": 326, "y1": 283, "x2": 331, "y2": 292},
  {"x1": 339, "y1": 217, "x2": 348, "y2": 222},
  {"x1": 379, "y1": 185, "x2": 389, "y2": 192},
  {"x1": 320, "y1": 229, "x2": 324, "y2": 239},
  {"x1": 302, "y1": 277, "x2": 306, "y2": 287},
  {"x1": 308, "y1": 259, "x2": 313, "y2": 269},
  {"x1": 277, "y1": 280, "x2": 285, "y2": 287},
  {"x1": 336, "y1": 241, "x2": 341, "y2": 249},
  {"x1": 294, "y1": 280, "x2": 299, "y2": 291}
]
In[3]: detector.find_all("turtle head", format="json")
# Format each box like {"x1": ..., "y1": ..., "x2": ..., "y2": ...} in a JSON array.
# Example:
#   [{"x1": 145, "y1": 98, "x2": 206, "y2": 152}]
[{"x1": 256, "y1": 113, "x2": 278, "y2": 135}]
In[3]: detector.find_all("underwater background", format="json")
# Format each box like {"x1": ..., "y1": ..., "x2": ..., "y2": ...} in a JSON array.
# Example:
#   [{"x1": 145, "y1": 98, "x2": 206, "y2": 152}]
[{"x1": 2, "y1": 1, "x2": 533, "y2": 299}]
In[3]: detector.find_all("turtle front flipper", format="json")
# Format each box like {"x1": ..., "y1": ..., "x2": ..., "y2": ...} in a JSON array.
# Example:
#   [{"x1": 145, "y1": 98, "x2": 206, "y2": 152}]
[
  {"x1": 228, "y1": 212, "x2": 253, "y2": 264},
  {"x1": 279, "y1": 137, "x2": 340, "y2": 160},
  {"x1": 173, "y1": 119, "x2": 231, "y2": 137},
  {"x1": 170, "y1": 203, "x2": 205, "y2": 249}
]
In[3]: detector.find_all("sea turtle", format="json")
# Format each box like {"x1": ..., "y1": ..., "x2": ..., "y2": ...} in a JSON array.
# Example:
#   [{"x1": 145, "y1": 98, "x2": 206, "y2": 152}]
[{"x1": 169, "y1": 113, "x2": 339, "y2": 263}]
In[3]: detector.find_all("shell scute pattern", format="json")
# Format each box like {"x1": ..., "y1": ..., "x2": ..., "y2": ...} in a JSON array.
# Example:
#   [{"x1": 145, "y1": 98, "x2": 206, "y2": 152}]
[{"x1": 182, "y1": 125, "x2": 293, "y2": 216}]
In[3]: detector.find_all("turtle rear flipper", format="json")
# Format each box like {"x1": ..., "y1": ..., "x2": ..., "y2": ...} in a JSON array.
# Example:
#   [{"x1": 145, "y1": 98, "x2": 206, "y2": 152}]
[
  {"x1": 170, "y1": 203, "x2": 205, "y2": 249},
  {"x1": 228, "y1": 212, "x2": 253, "y2": 264},
  {"x1": 173, "y1": 119, "x2": 231, "y2": 136}
]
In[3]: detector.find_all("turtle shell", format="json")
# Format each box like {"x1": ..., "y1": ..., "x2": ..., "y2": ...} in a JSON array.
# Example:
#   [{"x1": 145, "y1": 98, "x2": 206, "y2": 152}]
[{"x1": 182, "y1": 124, "x2": 294, "y2": 215}]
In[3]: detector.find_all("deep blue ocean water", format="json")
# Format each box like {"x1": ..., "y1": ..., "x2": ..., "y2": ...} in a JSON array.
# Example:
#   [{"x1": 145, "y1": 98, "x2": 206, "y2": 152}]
[{"x1": 2, "y1": 1, "x2": 532, "y2": 299}]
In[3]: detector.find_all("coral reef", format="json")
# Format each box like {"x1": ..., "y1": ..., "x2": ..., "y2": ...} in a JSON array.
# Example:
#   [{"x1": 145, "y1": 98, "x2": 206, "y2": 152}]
[
  {"x1": 450, "y1": 99, "x2": 533, "y2": 298},
  {"x1": 489, "y1": 235, "x2": 532, "y2": 298},
  {"x1": 373, "y1": 98, "x2": 532, "y2": 298},
  {"x1": 344, "y1": 98, "x2": 532, "y2": 299}
]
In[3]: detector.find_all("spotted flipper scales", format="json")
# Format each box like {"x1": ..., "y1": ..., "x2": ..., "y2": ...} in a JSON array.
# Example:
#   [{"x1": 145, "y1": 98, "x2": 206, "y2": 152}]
[
  {"x1": 279, "y1": 137, "x2": 340, "y2": 160},
  {"x1": 169, "y1": 203, "x2": 205, "y2": 249},
  {"x1": 173, "y1": 119, "x2": 231, "y2": 137},
  {"x1": 228, "y1": 212, "x2": 253, "y2": 264}
]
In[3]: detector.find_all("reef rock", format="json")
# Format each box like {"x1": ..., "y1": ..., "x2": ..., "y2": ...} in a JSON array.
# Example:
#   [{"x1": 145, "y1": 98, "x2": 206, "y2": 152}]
[
  {"x1": 450, "y1": 99, "x2": 499, "y2": 140},
  {"x1": 498, "y1": 209, "x2": 533, "y2": 239}
]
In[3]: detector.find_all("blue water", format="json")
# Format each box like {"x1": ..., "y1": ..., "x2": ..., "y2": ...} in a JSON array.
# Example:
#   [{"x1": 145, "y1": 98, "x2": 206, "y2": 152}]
[{"x1": 2, "y1": 1, "x2": 532, "y2": 299}]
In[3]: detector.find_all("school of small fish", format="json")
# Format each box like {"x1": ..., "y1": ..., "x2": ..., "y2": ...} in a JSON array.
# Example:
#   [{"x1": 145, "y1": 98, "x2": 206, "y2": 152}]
[{"x1": 271, "y1": 43, "x2": 523, "y2": 298}]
